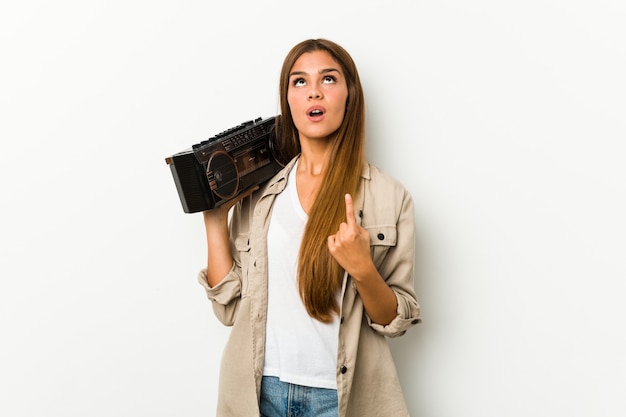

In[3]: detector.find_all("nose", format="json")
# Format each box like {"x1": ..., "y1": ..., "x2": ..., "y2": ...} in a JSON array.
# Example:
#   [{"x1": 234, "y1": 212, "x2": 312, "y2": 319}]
[{"x1": 308, "y1": 87, "x2": 322, "y2": 100}]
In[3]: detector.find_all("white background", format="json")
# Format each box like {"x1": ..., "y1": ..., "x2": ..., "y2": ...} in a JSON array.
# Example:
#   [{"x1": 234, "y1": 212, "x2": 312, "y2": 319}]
[{"x1": 1, "y1": 1, "x2": 625, "y2": 416}]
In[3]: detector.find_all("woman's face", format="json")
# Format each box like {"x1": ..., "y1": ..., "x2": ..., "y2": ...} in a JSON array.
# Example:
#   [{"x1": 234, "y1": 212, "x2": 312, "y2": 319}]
[{"x1": 287, "y1": 50, "x2": 349, "y2": 145}]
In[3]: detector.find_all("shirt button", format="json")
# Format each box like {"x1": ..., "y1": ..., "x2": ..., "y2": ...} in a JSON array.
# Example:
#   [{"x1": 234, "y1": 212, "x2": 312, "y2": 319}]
[
  {"x1": 340, "y1": 365, "x2": 348, "y2": 374},
  {"x1": 377, "y1": 233, "x2": 385, "y2": 240}
]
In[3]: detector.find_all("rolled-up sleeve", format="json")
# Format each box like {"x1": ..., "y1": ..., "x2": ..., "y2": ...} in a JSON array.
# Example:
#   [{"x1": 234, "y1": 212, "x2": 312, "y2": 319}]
[
  {"x1": 367, "y1": 187, "x2": 421, "y2": 337},
  {"x1": 368, "y1": 291, "x2": 421, "y2": 337},
  {"x1": 197, "y1": 264, "x2": 242, "y2": 326}
]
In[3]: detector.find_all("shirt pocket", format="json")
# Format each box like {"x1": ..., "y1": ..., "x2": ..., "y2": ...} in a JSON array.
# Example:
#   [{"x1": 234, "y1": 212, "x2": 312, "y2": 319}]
[
  {"x1": 364, "y1": 225, "x2": 397, "y2": 268},
  {"x1": 234, "y1": 233, "x2": 251, "y2": 296}
]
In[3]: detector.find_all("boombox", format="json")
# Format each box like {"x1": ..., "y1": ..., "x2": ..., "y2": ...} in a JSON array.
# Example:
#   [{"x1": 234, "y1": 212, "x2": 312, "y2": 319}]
[{"x1": 165, "y1": 116, "x2": 285, "y2": 213}]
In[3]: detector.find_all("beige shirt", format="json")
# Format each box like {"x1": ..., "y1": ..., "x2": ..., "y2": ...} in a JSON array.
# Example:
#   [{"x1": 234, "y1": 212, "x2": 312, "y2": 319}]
[{"x1": 198, "y1": 157, "x2": 421, "y2": 417}]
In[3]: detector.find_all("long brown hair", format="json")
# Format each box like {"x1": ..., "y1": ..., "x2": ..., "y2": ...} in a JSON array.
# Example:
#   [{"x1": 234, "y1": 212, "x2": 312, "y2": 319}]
[{"x1": 276, "y1": 39, "x2": 366, "y2": 323}]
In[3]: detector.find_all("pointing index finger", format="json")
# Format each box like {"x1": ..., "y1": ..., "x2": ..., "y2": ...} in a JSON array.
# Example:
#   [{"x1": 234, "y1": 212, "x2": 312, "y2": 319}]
[{"x1": 345, "y1": 193, "x2": 356, "y2": 226}]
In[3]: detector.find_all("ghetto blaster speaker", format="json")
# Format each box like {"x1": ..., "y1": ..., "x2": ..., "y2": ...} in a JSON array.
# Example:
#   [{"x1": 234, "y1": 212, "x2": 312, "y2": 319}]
[{"x1": 165, "y1": 116, "x2": 285, "y2": 213}]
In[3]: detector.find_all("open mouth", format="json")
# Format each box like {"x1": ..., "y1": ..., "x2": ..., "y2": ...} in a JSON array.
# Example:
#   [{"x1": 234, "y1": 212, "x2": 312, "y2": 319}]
[{"x1": 309, "y1": 109, "x2": 324, "y2": 116}]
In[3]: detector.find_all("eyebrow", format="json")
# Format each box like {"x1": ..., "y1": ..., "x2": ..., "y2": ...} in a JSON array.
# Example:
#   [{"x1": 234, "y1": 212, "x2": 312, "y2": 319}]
[{"x1": 289, "y1": 68, "x2": 341, "y2": 77}]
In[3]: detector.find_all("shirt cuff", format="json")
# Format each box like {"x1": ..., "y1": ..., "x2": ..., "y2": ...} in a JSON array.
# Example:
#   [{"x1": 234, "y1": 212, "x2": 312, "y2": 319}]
[
  {"x1": 197, "y1": 265, "x2": 241, "y2": 305},
  {"x1": 368, "y1": 292, "x2": 421, "y2": 337}
]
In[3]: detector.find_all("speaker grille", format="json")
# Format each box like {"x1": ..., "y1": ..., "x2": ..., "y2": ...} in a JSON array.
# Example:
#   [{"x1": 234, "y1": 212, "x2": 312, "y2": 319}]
[{"x1": 207, "y1": 152, "x2": 238, "y2": 199}]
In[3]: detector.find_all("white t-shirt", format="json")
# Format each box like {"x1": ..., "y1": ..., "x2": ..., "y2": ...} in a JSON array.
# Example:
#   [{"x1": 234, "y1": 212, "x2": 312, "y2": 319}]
[{"x1": 263, "y1": 160, "x2": 340, "y2": 389}]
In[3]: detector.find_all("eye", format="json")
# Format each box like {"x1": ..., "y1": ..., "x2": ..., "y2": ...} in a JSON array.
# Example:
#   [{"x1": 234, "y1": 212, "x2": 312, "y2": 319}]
[
  {"x1": 323, "y1": 75, "x2": 336, "y2": 84},
  {"x1": 292, "y1": 78, "x2": 306, "y2": 87}
]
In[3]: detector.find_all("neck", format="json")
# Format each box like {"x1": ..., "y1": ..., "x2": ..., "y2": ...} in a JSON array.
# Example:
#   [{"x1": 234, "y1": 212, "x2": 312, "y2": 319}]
[{"x1": 297, "y1": 139, "x2": 332, "y2": 176}]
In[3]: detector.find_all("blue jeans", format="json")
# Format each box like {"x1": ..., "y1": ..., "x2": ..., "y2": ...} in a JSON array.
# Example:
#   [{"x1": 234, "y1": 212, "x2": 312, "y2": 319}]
[{"x1": 260, "y1": 376, "x2": 338, "y2": 417}]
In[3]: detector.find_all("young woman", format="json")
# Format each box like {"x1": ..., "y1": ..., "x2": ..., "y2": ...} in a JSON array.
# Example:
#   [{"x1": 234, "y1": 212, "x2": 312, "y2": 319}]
[{"x1": 198, "y1": 38, "x2": 420, "y2": 417}]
